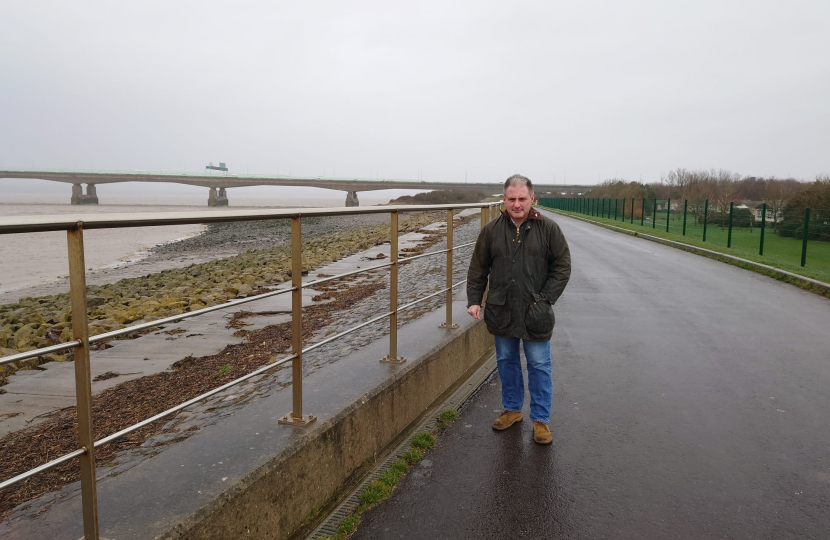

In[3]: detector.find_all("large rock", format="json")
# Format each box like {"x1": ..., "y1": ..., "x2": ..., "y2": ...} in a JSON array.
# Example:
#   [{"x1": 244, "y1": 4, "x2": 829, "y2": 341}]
[
  {"x1": 87, "y1": 296, "x2": 107, "y2": 308},
  {"x1": 0, "y1": 328, "x2": 13, "y2": 348},
  {"x1": 14, "y1": 323, "x2": 41, "y2": 341},
  {"x1": 237, "y1": 284, "x2": 254, "y2": 297}
]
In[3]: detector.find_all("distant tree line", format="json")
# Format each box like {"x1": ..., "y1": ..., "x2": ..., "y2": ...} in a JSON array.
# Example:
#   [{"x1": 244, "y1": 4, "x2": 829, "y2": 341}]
[
  {"x1": 578, "y1": 169, "x2": 830, "y2": 240},
  {"x1": 389, "y1": 189, "x2": 487, "y2": 205}
]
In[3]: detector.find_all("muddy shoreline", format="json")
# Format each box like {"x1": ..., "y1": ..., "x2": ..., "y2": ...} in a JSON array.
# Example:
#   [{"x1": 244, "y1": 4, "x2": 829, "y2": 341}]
[
  {"x1": 0, "y1": 211, "x2": 482, "y2": 523},
  {"x1": 0, "y1": 211, "x2": 449, "y2": 373}
]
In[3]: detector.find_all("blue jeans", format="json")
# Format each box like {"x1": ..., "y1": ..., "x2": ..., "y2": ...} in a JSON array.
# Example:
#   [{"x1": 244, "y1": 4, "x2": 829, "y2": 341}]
[{"x1": 494, "y1": 336, "x2": 552, "y2": 423}]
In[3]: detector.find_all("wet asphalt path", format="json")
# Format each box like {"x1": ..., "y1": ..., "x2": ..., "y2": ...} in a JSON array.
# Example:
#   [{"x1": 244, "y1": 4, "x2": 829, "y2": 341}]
[{"x1": 351, "y1": 210, "x2": 830, "y2": 540}]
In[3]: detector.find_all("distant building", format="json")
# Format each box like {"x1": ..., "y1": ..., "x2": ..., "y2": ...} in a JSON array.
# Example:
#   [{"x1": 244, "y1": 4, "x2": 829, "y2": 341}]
[{"x1": 754, "y1": 207, "x2": 783, "y2": 223}]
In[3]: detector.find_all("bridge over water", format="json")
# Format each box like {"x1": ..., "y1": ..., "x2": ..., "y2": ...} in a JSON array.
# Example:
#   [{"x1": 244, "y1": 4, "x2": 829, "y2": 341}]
[{"x1": 0, "y1": 168, "x2": 588, "y2": 206}]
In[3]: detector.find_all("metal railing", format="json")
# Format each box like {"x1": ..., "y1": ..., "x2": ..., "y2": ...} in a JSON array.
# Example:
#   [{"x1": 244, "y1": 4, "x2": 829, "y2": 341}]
[{"x1": 0, "y1": 201, "x2": 505, "y2": 539}]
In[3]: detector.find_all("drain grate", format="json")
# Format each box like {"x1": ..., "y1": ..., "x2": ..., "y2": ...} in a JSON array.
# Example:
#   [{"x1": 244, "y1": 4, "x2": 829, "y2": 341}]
[{"x1": 306, "y1": 353, "x2": 497, "y2": 539}]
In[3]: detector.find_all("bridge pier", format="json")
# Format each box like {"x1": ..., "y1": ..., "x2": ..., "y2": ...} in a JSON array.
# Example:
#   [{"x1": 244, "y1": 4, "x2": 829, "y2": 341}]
[
  {"x1": 345, "y1": 191, "x2": 360, "y2": 207},
  {"x1": 208, "y1": 187, "x2": 229, "y2": 207},
  {"x1": 70, "y1": 183, "x2": 99, "y2": 205}
]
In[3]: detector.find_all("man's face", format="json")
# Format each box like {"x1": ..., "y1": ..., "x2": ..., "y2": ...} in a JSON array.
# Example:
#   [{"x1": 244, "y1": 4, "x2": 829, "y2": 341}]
[{"x1": 503, "y1": 185, "x2": 535, "y2": 223}]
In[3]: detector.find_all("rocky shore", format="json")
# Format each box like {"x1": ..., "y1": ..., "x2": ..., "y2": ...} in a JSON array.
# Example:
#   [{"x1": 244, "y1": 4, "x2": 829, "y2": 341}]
[
  {"x1": 0, "y1": 211, "x2": 453, "y2": 378},
  {"x1": 0, "y1": 210, "x2": 482, "y2": 521}
]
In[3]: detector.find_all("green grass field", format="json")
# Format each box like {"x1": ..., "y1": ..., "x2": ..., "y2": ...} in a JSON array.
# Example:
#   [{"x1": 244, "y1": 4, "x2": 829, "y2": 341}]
[{"x1": 543, "y1": 206, "x2": 830, "y2": 284}]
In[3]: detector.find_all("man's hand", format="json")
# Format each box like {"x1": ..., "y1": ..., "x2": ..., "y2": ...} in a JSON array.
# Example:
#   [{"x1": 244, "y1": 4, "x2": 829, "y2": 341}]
[{"x1": 467, "y1": 305, "x2": 481, "y2": 320}]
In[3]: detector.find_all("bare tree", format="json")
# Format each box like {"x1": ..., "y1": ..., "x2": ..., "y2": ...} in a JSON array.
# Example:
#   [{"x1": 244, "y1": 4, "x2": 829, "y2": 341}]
[
  {"x1": 664, "y1": 168, "x2": 693, "y2": 199},
  {"x1": 685, "y1": 171, "x2": 720, "y2": 225},
  {"x1": 764, "y1": 178, "x2": 802, "y2": 231},
  {"x1": 713, "y1": 170, "x2": 741, "y2": 229}
]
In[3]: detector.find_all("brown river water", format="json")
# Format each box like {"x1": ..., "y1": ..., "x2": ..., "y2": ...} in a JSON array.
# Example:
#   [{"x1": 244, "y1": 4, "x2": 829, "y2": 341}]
[{"x1": 0, "y1": 193, "x2": 392, "y2": 303}]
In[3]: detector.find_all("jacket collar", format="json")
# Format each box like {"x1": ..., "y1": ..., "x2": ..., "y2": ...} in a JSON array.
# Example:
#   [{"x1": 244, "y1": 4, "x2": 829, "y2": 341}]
[{"x1": 500, "y1": 208, "x2": 545, "y2": 223}]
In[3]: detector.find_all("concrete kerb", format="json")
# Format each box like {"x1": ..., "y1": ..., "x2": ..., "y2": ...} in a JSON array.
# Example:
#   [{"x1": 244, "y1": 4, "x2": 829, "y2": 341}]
[
  {"x1": 542, "y1": 208, "x2": 830, "y2": 299},
  {"x1": 163, "y1": 313, "x2": 495, "y2": 540}
]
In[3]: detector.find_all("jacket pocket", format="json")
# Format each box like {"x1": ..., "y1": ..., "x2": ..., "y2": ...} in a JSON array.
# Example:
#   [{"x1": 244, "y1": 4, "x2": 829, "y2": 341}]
[
  {"x1": 525, "y1": 299, "x2": 554, "y2": 337},
  {"x1": 483, "y1": 289, "x2": 511, "y2": 333}
]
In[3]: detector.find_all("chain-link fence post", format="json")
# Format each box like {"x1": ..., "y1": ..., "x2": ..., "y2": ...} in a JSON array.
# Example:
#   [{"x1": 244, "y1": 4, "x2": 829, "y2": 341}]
[
  {"x1": 760, "y1": 203, "x2": 766, "y2": 255},
  {"x1": 801, "y1": 207, "x2": 811, "y2": 267},
  {"x1": 703, "y1": 199, "x2": 709, "y2": 241}
]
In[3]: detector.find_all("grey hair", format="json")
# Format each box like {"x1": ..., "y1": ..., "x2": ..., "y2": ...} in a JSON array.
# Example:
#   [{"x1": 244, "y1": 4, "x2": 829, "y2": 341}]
[{"x1": 503, "y1": 174, "x2": 534, "y2": 195}]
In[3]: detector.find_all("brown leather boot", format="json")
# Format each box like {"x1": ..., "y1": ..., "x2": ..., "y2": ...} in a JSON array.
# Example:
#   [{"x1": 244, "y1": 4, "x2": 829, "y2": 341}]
[
  {"x1": 492, "y1": 410, "x2": 523, "y2": 430},
  {"x1": 532, "y1": 421, "x2": 552, "y2": 445}
]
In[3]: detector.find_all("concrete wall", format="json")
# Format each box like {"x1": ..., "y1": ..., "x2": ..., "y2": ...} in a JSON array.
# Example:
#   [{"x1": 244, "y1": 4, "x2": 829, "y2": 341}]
[{"x1": 168, "y1": 319, "x2": 494, "y2": 540}]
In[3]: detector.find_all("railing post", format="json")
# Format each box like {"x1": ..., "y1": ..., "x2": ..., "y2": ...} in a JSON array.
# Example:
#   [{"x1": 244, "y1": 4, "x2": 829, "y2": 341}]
[
  {"x1": 382, "y1": 211, "x2": 406, "y2": 363},
  {"x1": 666, "y1": 198, "x2": 671, "y2": 232},
  {"x1": 621, "y1": 198, "x2": 625, "y2": 222},
  {"x1": 630, "y1": 198, "x2": 634, "y2": 224},
  {"x1": 481, "y1": 205, "x2": 489, "y2": 305},
  {"x1": 641, "y1": 199, "x2": 645, "y2": 226},
  {"x1": 727, "y1": 201, "x2": 734, "y2": 247},
  {"x1": 760, "y1": 203, "x2": 766, "y2": 255},
  {"x1": 67, "y1": 226, "x2": 100, "y2": 540},
  {"x1": 801, "y1": 207, "x2": 810, "y2": 267},
  {"x1": 703, "y1": 199, "x2": 709, "y2": 241},
  {"x1": 440, "y1": 209, "x2": 458, "y2": 329},
  {"x1": 280, "y1": 216, "x2": 316, "y2": 426}
]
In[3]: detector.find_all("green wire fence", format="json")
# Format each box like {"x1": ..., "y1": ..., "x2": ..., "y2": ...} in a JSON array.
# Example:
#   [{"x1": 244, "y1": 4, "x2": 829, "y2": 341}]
[{"x1": 538, "y1": 197, "x2": 830, "y2": 282}]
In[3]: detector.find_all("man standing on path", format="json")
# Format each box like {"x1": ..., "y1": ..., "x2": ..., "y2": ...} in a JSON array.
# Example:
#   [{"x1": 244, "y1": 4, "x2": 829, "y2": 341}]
[{"x1": 467, "y1": 175, "x2": 571, "y2": 444}]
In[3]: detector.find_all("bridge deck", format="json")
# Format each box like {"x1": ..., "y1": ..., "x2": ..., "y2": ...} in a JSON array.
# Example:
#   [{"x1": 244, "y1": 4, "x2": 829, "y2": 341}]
[{"x1": 0, "y1": 168, "x2": 584, "y2": 193}]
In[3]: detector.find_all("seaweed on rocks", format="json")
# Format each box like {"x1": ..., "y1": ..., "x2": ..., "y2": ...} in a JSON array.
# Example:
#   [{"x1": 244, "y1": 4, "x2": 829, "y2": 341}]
[
  {"x1": 0, "y1": 280, "x2": 384, "y2": 522},
  {"x1": 0, "y1": 212, "x2": 446, "y2": 373},
  {"x1": 0, "y1": 210, "x2": 481, "y2": 521}
]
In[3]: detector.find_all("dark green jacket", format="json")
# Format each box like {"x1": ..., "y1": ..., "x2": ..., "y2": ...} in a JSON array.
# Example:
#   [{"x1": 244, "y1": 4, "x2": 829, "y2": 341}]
[{"x1": 467, "y1": 208, "x2": 571, "y2": 341}]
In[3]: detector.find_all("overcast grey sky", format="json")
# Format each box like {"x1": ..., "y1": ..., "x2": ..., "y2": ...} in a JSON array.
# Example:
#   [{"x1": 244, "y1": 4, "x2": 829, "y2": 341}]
[{"x1": 1, "y1": 0, "x2": 828, "y2": 187}]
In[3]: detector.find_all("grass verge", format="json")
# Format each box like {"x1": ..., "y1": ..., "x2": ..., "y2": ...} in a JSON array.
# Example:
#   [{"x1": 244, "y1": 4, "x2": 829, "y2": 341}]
[{"x1": 544, "y1": 207, "x2": 830, "y2": 299}]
